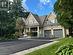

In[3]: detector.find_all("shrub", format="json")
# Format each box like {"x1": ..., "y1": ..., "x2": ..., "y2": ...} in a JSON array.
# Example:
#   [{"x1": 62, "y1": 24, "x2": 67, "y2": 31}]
[
  {"x1": 26, "y1": 32, "x2": 32, "y2": 36},
  {"x1": 0, "y1": 34, "x2": 17, "y2": 40},
  {"x1": 56, "y1": 45, "x2": 73, "y2": 55}
]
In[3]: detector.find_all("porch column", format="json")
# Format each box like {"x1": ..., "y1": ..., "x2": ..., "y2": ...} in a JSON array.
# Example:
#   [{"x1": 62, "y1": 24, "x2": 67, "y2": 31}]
[
  {"x1": 43, "y1": 29, "x2": 44, "y2": 37},
  {"x1": 63, "y1": 28, "x2": 65, "y2": 38},
  {"x1": 37, "y1": 26, "x2": 40, "y2": 37},
  {"x1": 28, "y1": 27, "x2": 31, "y2": 38},
  {"x1": 66, "y1": 29, "x2": 69, "y2": 36},
  {"x1": 29, "y1": 27, "x2": 30, "y2": 32},
  {"x1": 51, "y1": 28, "x2": 54, "y2": 37},
  {"x1": 23, "y1": 28, "x2": 26, "y2": 34}
]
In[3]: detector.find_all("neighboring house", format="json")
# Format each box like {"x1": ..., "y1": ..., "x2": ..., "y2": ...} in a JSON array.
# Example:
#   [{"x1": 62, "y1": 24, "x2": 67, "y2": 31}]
[
  {"x1": 0, "y1": 0, "x2": 13, "y2": 11},
  {"x1": 0, "y1": 0, "x2": 20, "y2": 11},
  {"x1": 22, "y1": 12, "x2": 69, "y2": 38}
]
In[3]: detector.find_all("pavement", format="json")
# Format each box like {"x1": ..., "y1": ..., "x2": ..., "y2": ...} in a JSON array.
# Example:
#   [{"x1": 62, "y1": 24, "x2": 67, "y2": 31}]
[{"x1": 0, "y1": 39, "x2": 52, "y2": 55}]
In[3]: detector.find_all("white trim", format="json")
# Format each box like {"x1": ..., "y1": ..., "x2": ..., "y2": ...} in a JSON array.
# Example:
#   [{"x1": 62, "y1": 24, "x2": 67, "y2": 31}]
[
  {"x1": 63, "y1": 28, "x2": 65, "y2": 38},
  {"x1": 51, "y1": 28, "x2": 54, "y2": 35},
  {"x1": 37, "y1": 26, "x2": 40, "y2": 37},
  {"x1": 66, "y1": 29, "x2": 69, "y2": 35}
]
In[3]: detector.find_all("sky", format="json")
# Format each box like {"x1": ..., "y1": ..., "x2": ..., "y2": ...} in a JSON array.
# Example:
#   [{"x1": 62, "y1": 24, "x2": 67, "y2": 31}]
[{"x1": 22, "y1": 0, "x2": 57, "y2": 16}]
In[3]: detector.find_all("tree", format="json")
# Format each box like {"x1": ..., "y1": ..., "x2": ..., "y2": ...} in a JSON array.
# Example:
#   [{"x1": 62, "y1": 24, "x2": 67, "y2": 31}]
[
  {"x1": 0, "y1": 0, "x2": 23, "y2": 39},
  {"x1": 15, "y1": 12, "x2": 30, "y2": 37},
  {"x1": 54, "y1": 0, "x2": 73, "y2": 36},
  {"x1": 15, "y1": 17, "x2": 25, "y2": 37},
  {"x1": 12, "y1": 0, "x2": 24, "y2": 17}
]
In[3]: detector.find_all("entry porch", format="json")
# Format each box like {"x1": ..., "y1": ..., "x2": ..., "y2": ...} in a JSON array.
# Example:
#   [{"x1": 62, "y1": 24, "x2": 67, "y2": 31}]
[{"x1": 23, "y1": 26, "x2": 44, "y2": 38}]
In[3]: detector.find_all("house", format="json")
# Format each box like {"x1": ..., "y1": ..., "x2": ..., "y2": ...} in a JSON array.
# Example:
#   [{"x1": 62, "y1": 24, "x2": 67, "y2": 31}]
[
  {"x1": 0, "y1": 0, "x2": 20, "y2": 11},
  {"x1": 22, "y1": 12, "x2": 69, "y2": 38},
  {"x1": 0, "y1": 0, "x2": 13, "y2": 11}
]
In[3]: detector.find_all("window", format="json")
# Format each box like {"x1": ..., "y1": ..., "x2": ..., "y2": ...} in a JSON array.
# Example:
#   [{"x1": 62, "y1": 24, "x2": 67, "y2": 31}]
[
  {"x1": 0, "y1": 1, "x2": 12, "y2": 9},
  {"x1": 50, "y1": 19, "x2": 55, "y2": 23},
  {"x1": 50, "y1": 19, "x2": 58, "y2": 24},
  {"x1": 0, "y1": 2, "x2": 7, "y2": 8}
]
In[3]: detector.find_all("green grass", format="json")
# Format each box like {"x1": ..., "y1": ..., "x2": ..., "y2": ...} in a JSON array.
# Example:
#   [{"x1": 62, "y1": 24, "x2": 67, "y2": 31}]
[{"x1": 26, "y1": 38, "x2": 73, "y2": 55}]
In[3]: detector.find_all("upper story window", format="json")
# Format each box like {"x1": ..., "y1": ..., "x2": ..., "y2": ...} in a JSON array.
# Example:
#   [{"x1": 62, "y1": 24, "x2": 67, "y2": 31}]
[
  {"x1": 50, "y1": 19, "x2": 57, "y2": 23},
  {"x1": 0, "y1": 1, "x2": 8, "y2": 8},
  {"x1": 0, "y1": 0, "x2": 13, "y2": 10},
  {"x1": 45, "y1": 18, "x2": 58, "y2": 25}
]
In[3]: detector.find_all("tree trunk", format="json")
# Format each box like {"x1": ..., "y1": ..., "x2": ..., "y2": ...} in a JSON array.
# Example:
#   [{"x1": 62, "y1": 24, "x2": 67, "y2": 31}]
[{"x1": 69, "y1": 27, "x2": 73, "y2": 37}]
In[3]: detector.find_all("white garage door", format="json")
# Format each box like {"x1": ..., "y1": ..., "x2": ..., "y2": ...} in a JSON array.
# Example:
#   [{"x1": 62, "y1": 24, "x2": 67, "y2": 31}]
[
  {"x1": 44, "y1": 30, "x2": 51, "y2": 38},
  {"x1": 54, "y1": 29, "x2": 63, "y2": 38}
]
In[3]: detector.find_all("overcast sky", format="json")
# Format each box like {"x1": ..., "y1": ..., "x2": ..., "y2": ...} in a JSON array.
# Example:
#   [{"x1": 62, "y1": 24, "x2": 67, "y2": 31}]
[{"x1": 22, "y1": 0, "x2": 57, "y2": 16}]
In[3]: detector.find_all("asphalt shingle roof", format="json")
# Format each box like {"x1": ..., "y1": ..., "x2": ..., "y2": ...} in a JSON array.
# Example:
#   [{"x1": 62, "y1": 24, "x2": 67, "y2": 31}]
[
  {"x1": 23, "y1": 12, "x2": 47, "y2": 26},
  {"x1": 32, "y1": 13, "x2": 47, "y2": 26}
]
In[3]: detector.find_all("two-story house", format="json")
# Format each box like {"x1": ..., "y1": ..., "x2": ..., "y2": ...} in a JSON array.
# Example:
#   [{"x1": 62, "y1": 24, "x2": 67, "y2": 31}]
[
  {"x1": 0, "y1": 0, "x2": 13, "y2": 11},
  {"x1": 0, "y1": 0, "x2": 20, "y2": 11},
  {"x1": 22, "y1": 12, "x2": 69, "y2": 38},
  {"x1": 23, "y1": 13, "x2": 46, "y2": 38}
]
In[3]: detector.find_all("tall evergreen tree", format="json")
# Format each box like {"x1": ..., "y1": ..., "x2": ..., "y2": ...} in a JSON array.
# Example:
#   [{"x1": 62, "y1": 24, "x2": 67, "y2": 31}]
[
  {"x1": 0, "y1": 0, "x2": 23, "y2": 39},
  {"x1": 54, "y1": 0, "x2": 73, "y2": 36}
]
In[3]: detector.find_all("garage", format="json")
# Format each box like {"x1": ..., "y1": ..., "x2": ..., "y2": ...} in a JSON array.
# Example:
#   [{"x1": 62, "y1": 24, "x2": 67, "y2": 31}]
[
  {"x1": 44, "y1": 30, "x2": 51, "y2": 38},
  {"x1": 53, "y1": 29, "x2": 63, "y2": 38}
]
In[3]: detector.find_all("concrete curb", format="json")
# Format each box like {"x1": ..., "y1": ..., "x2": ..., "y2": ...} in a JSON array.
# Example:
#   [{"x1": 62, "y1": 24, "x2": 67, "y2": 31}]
[{"x1": 10, "y1": 41, "x2": 58, "y2": 55}]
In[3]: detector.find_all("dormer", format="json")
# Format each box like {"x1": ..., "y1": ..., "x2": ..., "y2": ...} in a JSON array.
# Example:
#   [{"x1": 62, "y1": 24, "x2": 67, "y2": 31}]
[{"x1": 44, "y1": 12, "x2": 58, "y2": 26}]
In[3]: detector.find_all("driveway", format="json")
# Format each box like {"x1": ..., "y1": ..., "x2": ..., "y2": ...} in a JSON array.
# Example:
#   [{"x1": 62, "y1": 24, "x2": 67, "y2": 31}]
[{"x1": 0, "y1": 39, "x2": 52, "y2": 55}]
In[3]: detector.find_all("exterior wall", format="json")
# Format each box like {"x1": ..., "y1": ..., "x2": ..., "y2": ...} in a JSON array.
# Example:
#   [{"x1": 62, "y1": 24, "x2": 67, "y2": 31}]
[
  {"x1": 25, "y1": 13, "x2": 39, "y2": 27},
  {"x1": 44, "y1": 25, "x2": 64, "y2": 30},
  {"x1": 23, "y1": 25, "x2": 68, "y2": 38},
  {"x1": 44, "y1": 12, "x2": 57, "y2": 25}
]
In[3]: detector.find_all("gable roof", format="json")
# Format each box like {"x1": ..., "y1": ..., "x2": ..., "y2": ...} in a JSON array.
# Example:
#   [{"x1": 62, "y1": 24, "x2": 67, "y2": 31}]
[
  {"x1": 31, "y1": 13, "x2": 41, "y2": 25},
  {"x1": 43, "y1": 12, "x2": 59, "y2": 26},
  {"x1": 39, "y1": 16, "x2": 47, "y2": 25},
  {"x1": 44, "y1": 12, "x2": 56, "y2": 22},
  {"x1": 22, "y1": 12, "x2": 47, "y2": 26},
  {"x1": 23, "y1": 12, "x2": 30, "y2": 19},
  {"x1": 31, "y1": 13, "x2": 47, "y2": 26},
  {"x1": 47, "y1": 12, "x2": 56, "y2": 19}
]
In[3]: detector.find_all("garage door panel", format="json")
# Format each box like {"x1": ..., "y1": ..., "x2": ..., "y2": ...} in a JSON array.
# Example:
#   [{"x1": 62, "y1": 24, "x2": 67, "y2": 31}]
[
  {"x1": 54, "y1": 29, "x2": 63, "y2": 38},
  {"x1": 44, "y1": 30, "x2": 51, "y2": 38}
]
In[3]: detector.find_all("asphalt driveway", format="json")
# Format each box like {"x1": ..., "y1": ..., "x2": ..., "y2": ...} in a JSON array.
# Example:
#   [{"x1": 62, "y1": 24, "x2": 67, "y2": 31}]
[{"x1": 0, "y1": 39, "x2": 52, "y2": 55}]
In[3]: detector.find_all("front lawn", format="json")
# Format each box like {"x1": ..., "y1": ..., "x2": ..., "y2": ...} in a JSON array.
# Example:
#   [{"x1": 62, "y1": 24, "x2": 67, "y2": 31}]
[{"x1": 26, "y1": 38, "x2": 73, "y2": 55}]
